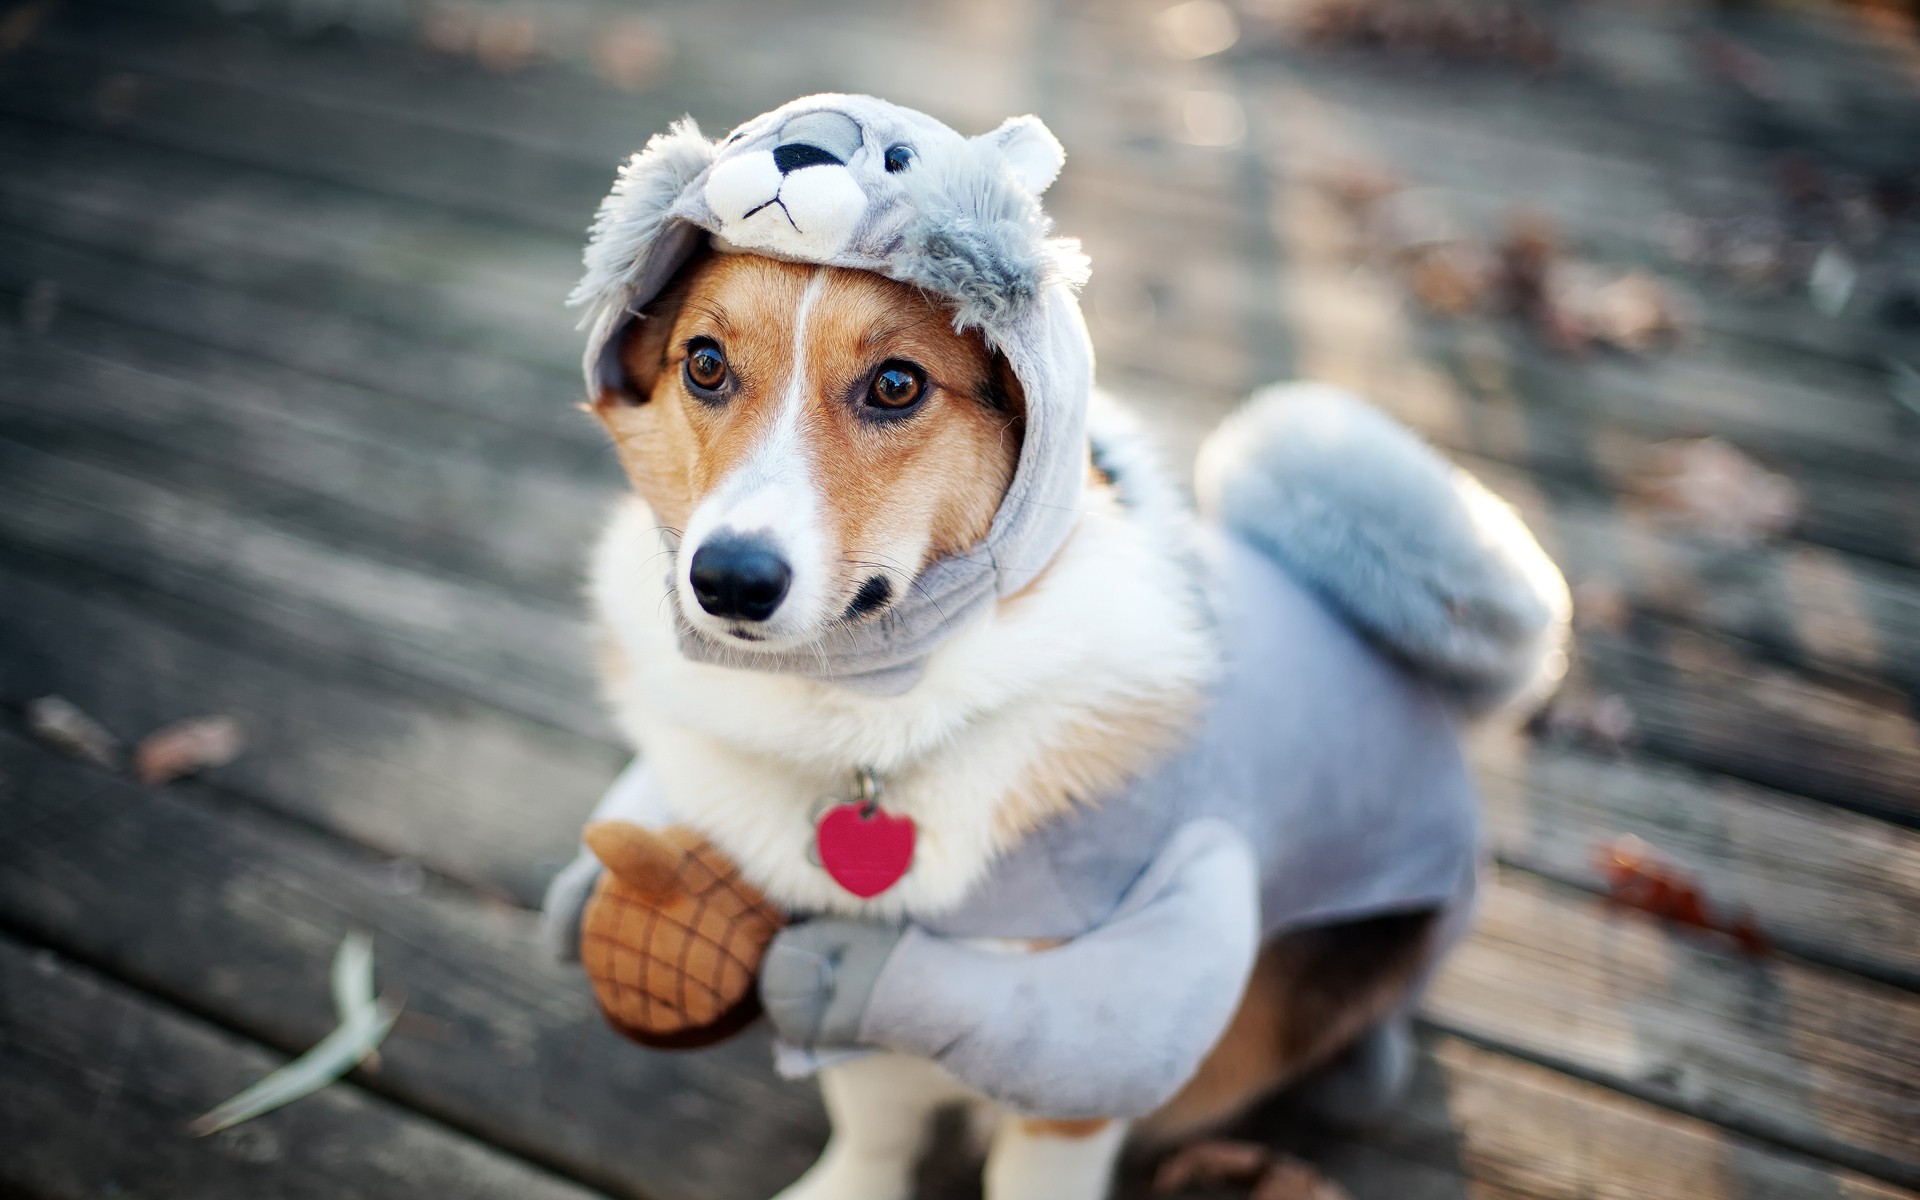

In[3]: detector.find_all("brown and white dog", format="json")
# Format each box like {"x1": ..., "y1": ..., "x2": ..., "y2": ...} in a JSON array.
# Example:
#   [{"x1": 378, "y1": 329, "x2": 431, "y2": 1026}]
[{"x1": 585, "y1": 248, "x2": 1447, "y2": 1200}]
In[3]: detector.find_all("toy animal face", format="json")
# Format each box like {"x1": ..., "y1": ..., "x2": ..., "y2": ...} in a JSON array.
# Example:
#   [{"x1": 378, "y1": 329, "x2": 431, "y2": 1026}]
[
  {"x1": 702, "y1": 110, "x2": 876, "y2": 260},
  {"x1": 595, "y1": 251, "x2": 1026, "y2": 651},
  {"x1": 696, "y1": 103, "x2": 1065, "y2": 266}
]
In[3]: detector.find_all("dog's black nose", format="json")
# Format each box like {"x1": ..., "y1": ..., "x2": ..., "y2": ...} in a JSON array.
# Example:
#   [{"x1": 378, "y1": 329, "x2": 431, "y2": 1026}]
[{"x1": 689, "y1": 536, "x2": 792, "y2": 622}]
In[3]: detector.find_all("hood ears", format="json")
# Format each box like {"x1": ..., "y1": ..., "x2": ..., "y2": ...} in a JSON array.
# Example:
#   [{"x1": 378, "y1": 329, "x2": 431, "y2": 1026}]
[
  {"x1": 986, "y1": 115, "x2": 1065, "y2": 195},
  {"x1": 570, "y1": 117, "x2": 716, "y2": 311}
]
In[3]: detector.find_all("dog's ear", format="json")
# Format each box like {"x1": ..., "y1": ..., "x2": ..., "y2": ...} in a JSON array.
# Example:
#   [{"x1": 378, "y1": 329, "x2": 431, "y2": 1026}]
[
  {"x1": 594, "y1": 303, "x2": 679, "y2": 406},
  {"x1": 594, "y1": 250, "x2": 708, "y2": 406},
  {"x1": 982, "y1": 344, "x2": 1029, "y2": 425}
]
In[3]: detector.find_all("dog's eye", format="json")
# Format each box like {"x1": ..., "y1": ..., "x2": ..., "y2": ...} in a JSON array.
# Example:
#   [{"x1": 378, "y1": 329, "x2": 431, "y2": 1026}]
[
  {"x1": 868, "y1": 361, "x2": 925, "y2": 410},
  {"x1": 883, "y1": 145, "x2": 914, "y2": 173},
  {"x1": 685, "y1": 339, "x2": 729, "y2": 393}
]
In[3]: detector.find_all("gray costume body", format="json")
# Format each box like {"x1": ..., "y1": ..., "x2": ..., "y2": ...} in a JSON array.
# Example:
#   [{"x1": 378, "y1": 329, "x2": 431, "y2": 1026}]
[
  {"x1": 767, "y1": 526, "x2": 1482, "y2": 1119},
  {"x1": 915, "y1": 528, "x2": 1477, "y2": 949},
  {"x1": 547, "y1": 93, "x2": 1568, "y2": 1123}
]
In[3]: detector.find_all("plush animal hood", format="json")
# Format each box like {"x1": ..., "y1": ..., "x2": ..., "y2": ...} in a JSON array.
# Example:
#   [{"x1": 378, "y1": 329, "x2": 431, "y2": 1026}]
[{"x1": 572, "y1": 95, "x2": 1096, "y2": 693}]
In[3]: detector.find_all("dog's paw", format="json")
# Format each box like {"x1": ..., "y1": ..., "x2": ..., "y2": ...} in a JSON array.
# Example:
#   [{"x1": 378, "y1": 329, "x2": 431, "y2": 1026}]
[
  {"x1": 769, "y1": 1150, "x2": 913, "y2": 1200},
  {"x1": 1251, "y1": 1156, "x2": 1351, "y2": 1200},
  {"x1": 1150, "y1": 1141, "x2": 1350, "y2": 1200}
]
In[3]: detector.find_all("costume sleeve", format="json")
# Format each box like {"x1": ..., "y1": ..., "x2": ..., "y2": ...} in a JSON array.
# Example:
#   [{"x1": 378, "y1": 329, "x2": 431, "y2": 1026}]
[
  {"x1": 538, "y1": 758, "x2": 669, "y2": 962},
  {"x1": 856, "y1": 817, "x2": 1260, "y2": 1118}
]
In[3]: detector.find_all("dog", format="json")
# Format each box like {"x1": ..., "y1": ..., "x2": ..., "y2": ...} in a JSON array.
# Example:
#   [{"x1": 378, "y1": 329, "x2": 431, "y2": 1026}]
[{"x1": 544, "y1": 95, "x2": 1569, "y2": 1200}]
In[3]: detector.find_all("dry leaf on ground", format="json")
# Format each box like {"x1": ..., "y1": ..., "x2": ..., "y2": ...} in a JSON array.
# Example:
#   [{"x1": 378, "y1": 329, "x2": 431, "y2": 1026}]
[
  {"x1": 24, "y1": 695, "x2": 120, "y2": 769},
  {"x1": 1153, "y1": 1139, "x2": 1273, "y2": 1192},
  {"x1": 1584, "y1": 272, "x2": 1685, "y2": 352},
  {"x1": 135, "y1": 715, "x2": 245, "y2": 785},
  {"x1": 1253, "y1": 1156, "x2": 1354, "y2": 1200},
  {"x1": 1571, "y1": 579, "x2": 1631, "y2": 634},
  {"x1": 1628, "y1": 438, "x2": 1800, "y2": 546},
  {"x1": 190, "y1": 933, "x2": 400, "y2": 1136},
  {"x1": 1595, "y1": 835, "x2": 1769, "y2": 956},
  {"x1": 1538, "y1": 690, "x2": 1637, "y2": 753}
]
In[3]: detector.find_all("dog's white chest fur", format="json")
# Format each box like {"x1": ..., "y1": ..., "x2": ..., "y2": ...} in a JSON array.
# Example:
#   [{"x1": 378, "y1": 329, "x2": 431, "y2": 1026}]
[{"x1": 589, "y1": 483, "x2": 1212, "y2": 920}]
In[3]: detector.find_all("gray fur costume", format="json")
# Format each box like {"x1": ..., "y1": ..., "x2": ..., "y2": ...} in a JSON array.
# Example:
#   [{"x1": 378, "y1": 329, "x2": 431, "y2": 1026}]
[{"x1": 546, "y1": 95, "x2": 1569, "y2": 1121}]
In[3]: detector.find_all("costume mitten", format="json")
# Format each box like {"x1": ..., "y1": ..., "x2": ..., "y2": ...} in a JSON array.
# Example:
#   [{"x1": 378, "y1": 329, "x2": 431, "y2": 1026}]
[
  {"x1": 579, "y1": 820, "x2": 786, "y2": 1049},
  {"x1": 759, "y1": 917, "x2": 905, "y2": 1049}
]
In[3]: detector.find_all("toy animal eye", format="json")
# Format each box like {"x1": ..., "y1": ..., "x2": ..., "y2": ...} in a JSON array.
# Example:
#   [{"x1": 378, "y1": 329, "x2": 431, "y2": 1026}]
[
  {"x1": 883, "y1": 145, "x2": 915, "y2": 173},
  {"x1": 685, "y1": 338, "x2": 729, "y2": 393},
  {"x1": 868, "y1": 361, "x2": 925, "y2": 410}
]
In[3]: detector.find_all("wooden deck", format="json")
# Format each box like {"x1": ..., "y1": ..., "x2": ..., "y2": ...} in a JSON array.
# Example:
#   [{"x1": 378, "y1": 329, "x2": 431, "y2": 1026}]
[{"x1": 2, "y1": 0, "x2": 1918, "y2": 1196}]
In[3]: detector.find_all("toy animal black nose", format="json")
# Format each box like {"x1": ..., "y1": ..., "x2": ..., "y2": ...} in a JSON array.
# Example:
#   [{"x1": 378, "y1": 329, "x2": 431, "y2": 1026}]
[
  {"x1": 689, "y1": 536, "x2": 792, "y2": 622},
  {"x1": 772, "y1": 110, "x2": 861, "y2": 175},
  {"x1": 773, "y1": 142, "x2": 843, "y2": 173}
]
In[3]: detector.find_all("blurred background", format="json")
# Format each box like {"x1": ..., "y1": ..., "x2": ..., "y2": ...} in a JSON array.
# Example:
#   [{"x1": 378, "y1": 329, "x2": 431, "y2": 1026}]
[{"x1": 1, "y1": 0, "x2": 1918, "y2": 1197}]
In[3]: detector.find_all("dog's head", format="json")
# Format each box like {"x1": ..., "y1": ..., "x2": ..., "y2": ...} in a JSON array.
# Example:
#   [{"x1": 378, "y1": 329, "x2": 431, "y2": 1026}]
[
  {"x1": 596, "y1": 250, "x2": 1025, "y2": 651},
  {"x1": 573, "y1": 95, "x2": 1092, "y2": 686}
]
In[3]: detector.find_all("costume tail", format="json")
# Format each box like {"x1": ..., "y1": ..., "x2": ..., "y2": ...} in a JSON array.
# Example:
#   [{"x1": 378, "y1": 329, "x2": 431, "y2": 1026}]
[{"x1": 1195, "y1": 383, "x2": 1570, "y2": 720}]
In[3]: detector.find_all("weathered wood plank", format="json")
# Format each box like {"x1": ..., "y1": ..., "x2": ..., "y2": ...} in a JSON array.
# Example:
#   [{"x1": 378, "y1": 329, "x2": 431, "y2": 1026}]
[
  {"x1": 1430, "y1": 868, "x2": 1920, "y2": 1185},
  {"x1": 0, "y1": 561, "x2": 617, "y2": 902},
  {"x1": 65, "y1": 0, "x2": 1916, "y2": 252},
  {"x1": 1464, "y1": 454, "x2": 1920, "y2": 697},
  {"x1": 0, "y1": 294, "x2": 615, "y2": 603},
  {"x1": 1475, "y1": 735, "x2": 1920, "y2": 989},
  {"x1": 0, "y1": 934, "x2": 612, "y2": 1200},
  {"x1": 0, "y1": 436, "x2": 608, "y2": 737},
  {"x1": 51, "y1": 0, "x2": 1045, "y2": 162},
  {"x1": 0, "y1": 728, "x2": 828, "y2": 1200},
  {"x1": 1048, "y1": 14, "x2": 1920, "y2": 377},
  {"x1": 0, "y1": 220, "x2": 596, "y2": 452},
  {"x1": 1245, "y1": 102, "x2": 1920, "y2": 478},
  {"x1": 0, "y1": 41, "x2": 605, "y2": 235},
  {"x1": 6, "y1": 727, "x2": 1917, "y2": 1198},
  {"x1": 1294, "y1": 1034, "x2": 1920, "y2": 1200},
  {"x1": 1577, "y1": 623, "x2": 1920, "y2": 828},
  {"x1": 0, "y1": 119, "x2": 583, "y2": 367}
]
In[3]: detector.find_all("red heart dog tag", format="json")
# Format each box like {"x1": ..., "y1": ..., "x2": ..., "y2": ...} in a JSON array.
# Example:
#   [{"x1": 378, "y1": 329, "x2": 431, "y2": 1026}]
[{"x1": 816, "y1": 802, "x2": 916, "y2": 899}]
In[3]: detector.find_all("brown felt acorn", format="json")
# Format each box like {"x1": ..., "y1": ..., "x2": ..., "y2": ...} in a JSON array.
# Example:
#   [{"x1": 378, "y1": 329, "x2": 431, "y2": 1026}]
[{"x1": 579, "y1": 821, "x2": 786, "y2": 1049}]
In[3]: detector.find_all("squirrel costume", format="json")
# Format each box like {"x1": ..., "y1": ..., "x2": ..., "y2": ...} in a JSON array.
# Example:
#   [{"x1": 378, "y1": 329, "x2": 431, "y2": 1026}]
[{"x1": 543, "y1": 94, "x2": 1569, "y2": 1120}]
